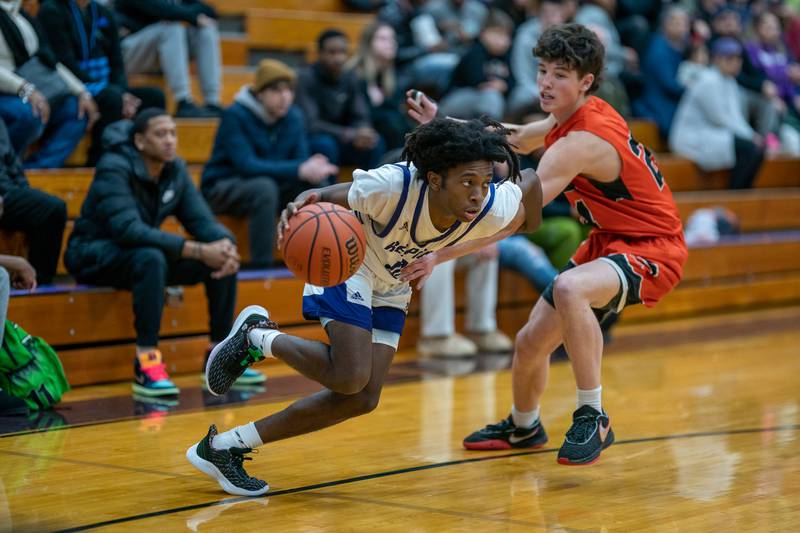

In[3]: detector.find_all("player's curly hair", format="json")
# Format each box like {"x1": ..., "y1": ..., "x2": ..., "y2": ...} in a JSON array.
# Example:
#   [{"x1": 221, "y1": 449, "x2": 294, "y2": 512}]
[
  {"x1": 401, "y1": 117, "x2": 520, "y2": 183},
  {"x1": 533, "y1": 23, "x2": 605, "y2": 93}
]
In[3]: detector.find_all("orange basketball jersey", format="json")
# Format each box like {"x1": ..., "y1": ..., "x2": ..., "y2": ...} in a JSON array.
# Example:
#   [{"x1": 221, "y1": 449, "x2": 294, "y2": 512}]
[{"x1": 544, "y1": 96, "x2": 683, "y2": 238}]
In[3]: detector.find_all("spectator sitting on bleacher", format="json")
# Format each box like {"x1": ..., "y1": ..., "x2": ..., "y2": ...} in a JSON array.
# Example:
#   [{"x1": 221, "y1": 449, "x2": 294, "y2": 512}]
[
  {"x1": 0, "y1": 117, "x2": 66, "y2": 285},
  {"x1": 65, "y1": 109, "x2": 245, "y2": 397},
  {"x1": 37, "y1": 0, "x2": 166, "y2": 165},
  {"x1": 0, "y1": 0, "x2": 97, "y2": 168},
  {"x1": 746, "y1": 11, "x2": 800, "y2": 156},
  {"x1": 112, "y1": 0, "x2": 222, "y2": 118},
  {"x1": 202, "y1": 59, "x2": 338, "y2": 269},
  {"x1": 670, "y1": 38, "x2": 765, "y2": 190},
  {"x1": 709, "y1": 6, "x2": 783, "y2": 140},
  {"x1": 296, "y1": 29, "x2": 386, "y2": 172},
  {"x1": 423, "y1": 0, "x2": 488, "y2": 54},
  {"x1": 377, "y1": 0, "x2": 460, "y2": 98},
  {"x1": 614, "y1": 0, "x2": 663, "y2": 59},
  {"x1": 633, "y1": 5, "x2": 690, "y2": 139},
  {"x1": 439, "y1": 9, "x2": 515, "y2": 121},
  {"x1": 348, "y1": 22, "x2": 414, "y2": 151},
  {"x1": 575, "y1": 0, "x2": 642, "y2": 102},
  {"x1": 508, "y1": 0, "x2": 565, "y2": 122}
]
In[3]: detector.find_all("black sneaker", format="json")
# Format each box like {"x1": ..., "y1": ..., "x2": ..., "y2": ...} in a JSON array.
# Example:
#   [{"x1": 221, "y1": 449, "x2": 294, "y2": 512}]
[
  {"x1": 557, "y1": 405, "x2": 615, "y2": 465},
  {"x1": 463, "y1": 414, "x2": 548, "y2": 450},
  {"x1": 206, "y1": 305, "x2": 278, "y2": 396},
  {"x1": 175, "y1": 99, "x2": 218, "y2": 118},
  {"x1": 186, "y1": 424, "x2": 269, "y2": 496}
]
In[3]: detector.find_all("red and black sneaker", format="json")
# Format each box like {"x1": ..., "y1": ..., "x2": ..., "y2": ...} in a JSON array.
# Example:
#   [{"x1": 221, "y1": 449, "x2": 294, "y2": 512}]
[
  {"x1": 463, "y1": 415, "x2": 548, "y2": 450},
  {"x1": 557, "y1": 405, "x2": 614, "y2": 465}
]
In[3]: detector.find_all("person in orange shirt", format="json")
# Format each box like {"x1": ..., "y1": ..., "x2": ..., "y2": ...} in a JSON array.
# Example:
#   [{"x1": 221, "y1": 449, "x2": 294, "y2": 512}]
[{"x1": 405, "y1": 23, "x2": 688, "y2": 465}]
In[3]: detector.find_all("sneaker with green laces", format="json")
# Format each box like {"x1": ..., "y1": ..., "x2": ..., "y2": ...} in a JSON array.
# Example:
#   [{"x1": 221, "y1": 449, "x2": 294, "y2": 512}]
[{"x1": 206, "y1": 305, "x2": 278, "y2": 396}]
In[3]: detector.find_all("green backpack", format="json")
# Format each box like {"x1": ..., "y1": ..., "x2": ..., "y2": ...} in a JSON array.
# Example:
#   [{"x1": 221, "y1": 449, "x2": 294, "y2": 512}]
[{"x1": 0, "y1": 320, "x2": 70, "y2": 410}]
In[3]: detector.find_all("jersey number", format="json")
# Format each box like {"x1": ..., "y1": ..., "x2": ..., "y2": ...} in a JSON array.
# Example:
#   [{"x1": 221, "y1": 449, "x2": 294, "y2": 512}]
[{"x1": 628, "y1": 134, "x2": 665, "y2": 190}]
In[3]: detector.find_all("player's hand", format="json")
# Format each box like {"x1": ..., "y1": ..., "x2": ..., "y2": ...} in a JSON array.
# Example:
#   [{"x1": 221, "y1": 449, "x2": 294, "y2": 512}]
[
  {"x1": 406, "y1": 89, "x2": 437, "y2": 125},
  {"x1": 399, "y1": 252, "x2": 438, "y2": 290},
  {"x1": 8, "y1": 257, "x2": 37, "y2": 291},
  {"x1": 277, "y1": 192, "x2": 320, "y2": 248}
]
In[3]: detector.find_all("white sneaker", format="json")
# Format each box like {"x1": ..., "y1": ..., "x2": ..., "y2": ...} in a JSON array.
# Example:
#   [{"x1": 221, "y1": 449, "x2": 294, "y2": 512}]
[
  {"x1": 468, "y1": 330, "x2": 513, "y2": 353},
  {"x1": 417, "y1": 334, "x2": 478, "y2": 358}
]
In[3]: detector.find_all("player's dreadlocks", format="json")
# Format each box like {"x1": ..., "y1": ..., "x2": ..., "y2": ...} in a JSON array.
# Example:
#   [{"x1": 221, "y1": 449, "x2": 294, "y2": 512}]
[{"x1": 401, "y1": 117, "x2": 521, "y2": 184}]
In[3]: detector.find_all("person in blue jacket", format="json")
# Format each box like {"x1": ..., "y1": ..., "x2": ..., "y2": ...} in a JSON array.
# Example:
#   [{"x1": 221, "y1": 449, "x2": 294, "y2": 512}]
[
  {"x1": 633, "y1": 5, "x2": 690, "y2": 138},
  {"x1": 202, "y1": 59, "x2": 337, "y2": 269}
]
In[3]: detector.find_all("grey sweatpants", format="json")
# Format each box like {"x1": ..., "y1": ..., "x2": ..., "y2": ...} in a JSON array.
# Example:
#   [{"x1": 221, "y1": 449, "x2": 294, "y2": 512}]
[{"x1": 121, "y1": 21, "x2": 221, "y2": 104}]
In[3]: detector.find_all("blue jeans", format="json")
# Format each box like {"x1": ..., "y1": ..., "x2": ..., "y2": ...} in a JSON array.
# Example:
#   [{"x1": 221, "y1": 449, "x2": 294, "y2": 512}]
[
  {"x1": 309, "y1": 132, "x2": 386, "y2": 171},
  {"x1": 23, "y1": 96, "x2": 87, "y2": 169},
  {"x1": 0, "y1": 94, "x2": 44, "y2": 156},
  {"x1": 497, "y1": 235, "x2": 558, "y2": 293}
]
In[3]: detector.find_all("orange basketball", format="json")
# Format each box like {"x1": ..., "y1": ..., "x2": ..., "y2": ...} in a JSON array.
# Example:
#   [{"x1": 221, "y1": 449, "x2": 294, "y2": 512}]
[{"x1": 281, "y1": 202, "x2": 367, "y2": 287}]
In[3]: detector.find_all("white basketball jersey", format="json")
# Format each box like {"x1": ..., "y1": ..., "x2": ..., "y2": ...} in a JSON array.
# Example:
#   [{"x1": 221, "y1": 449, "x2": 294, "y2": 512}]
[{"x1": 347, "y1": 163, "x2": 522, "y2": 285}]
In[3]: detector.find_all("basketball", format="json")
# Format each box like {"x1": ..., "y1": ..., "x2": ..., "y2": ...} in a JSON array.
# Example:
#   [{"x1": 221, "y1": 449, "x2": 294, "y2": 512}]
[{"x1": 281, "y1": 202, "x2": 366, "y2": 287}]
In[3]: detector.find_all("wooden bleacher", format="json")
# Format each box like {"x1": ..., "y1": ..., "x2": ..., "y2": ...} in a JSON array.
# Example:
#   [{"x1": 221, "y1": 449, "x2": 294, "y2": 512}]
[
  {"x1": 207, "y1": 0, "x2": 351, "y2": 17},
  {"x1": 245, "y1": 9, "x2": 374, "y2": 53},
  {"x1": 7, "y1": 0, "x2": 800, "y2": 388}
]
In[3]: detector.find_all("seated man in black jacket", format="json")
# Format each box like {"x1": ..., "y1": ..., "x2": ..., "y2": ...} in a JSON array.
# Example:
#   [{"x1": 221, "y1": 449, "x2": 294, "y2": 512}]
[
  {"x1": 37, "y1": 0, "x2": 165, "y2": 165},
  {"x1": 65, "y1": 109, "x2": 239, "y2": 397},
  {"x1": 0, "y1": 118, "x2": 66, "y2": 286},
  {"x1": 296, "y1": 30, "x2": 386, "y2": 171}
]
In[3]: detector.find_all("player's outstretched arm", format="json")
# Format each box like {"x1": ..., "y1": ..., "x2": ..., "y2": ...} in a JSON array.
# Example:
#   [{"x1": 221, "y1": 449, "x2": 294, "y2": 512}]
[
  {"x1": 503, "y1": 115, "x2": 557, "y2": 155},
  {"x1": 277, "y1": 182, "x2": 353, "y2": 247},
  {"x1": 405, "y1": 89, "x2": 556, "y2": 156}
]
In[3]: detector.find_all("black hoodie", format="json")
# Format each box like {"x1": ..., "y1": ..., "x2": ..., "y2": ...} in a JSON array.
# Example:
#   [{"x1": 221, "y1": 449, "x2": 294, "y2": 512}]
[{"x1": 65, "y1": 120, "x2": 232, "y2": 279}]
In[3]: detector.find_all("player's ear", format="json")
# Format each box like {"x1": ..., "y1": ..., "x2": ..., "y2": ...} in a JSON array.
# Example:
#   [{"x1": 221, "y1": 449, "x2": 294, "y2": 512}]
[
  {"x1": 580, "y1": 73, "x2": 594, "y2": 93},
  {"x1": 428, "y1": 171, "x2": 443, "y2": 191}
]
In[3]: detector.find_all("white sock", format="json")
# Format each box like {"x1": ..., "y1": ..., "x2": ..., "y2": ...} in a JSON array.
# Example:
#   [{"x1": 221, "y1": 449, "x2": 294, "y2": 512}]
[
  {"x1": 511, "y1": 405, "x2": 540, "y2": 428},
  {"x1": 577, "y1": 386, "x2": 602, "y2": 412},
  {"x1": 247, "y1": 328, "x2": 284, "y2": 358},
  {"x1": 212, "y1": 422, "x2": 263, "y2": 450}
]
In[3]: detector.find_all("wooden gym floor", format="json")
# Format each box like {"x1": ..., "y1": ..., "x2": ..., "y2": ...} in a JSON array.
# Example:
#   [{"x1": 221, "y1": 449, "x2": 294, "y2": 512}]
[{"x1": 0, "y1": 307, "x2": 798, "y2": 532}]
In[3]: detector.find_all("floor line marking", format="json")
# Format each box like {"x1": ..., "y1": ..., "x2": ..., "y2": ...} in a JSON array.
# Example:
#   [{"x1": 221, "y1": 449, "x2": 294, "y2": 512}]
[{"x1": 51, "y1": 424, "x2": 800, "y2": 532}]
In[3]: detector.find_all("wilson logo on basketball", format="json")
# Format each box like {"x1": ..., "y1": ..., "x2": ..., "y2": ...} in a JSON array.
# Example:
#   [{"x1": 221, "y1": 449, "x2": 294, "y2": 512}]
[
  {"x1": 345, "y1": 236, "x2": 360, "y2": 274},
  {"x1": 320, "y1": 247, "x2": 332, "y2": 286}
]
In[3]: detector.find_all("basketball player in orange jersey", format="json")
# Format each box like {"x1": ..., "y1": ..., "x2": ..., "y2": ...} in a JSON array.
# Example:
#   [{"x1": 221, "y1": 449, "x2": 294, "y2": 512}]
[
  {"x1": 404, "y1": 23, "x2": 689, "y2": 465},
  {"x1": 185, "y1": 117, "x2": 545, "y2": 496}
]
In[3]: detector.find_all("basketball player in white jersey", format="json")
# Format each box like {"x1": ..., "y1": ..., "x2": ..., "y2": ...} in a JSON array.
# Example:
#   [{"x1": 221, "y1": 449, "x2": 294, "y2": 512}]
[{"x1": 186, "y1": 117, "x2": 543, "y2": 496}]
